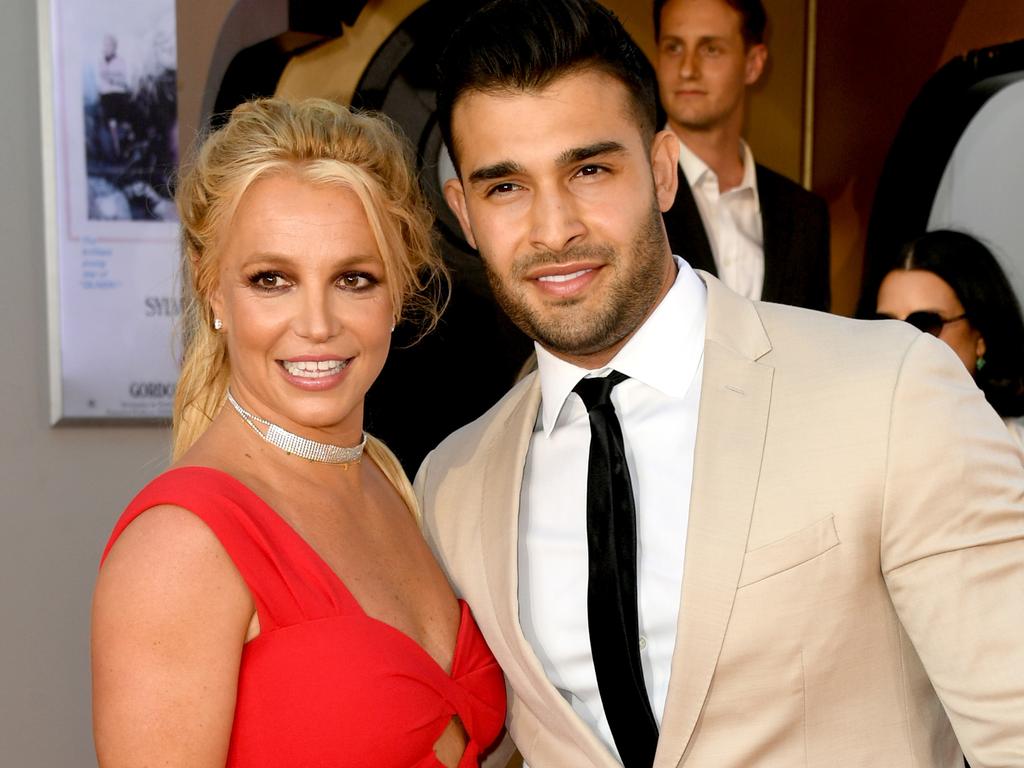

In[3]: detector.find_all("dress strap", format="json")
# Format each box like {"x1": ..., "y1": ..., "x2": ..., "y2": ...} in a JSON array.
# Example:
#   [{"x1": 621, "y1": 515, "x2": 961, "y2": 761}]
[{"x1": 102, "y1": 466, "x2": 356, "y2": 633}]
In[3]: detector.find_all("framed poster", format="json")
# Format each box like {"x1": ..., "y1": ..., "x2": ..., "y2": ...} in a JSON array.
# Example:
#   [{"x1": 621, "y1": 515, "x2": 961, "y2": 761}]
[{"x1": 37, "y1": 0, "x2": 180, "y2": 423}]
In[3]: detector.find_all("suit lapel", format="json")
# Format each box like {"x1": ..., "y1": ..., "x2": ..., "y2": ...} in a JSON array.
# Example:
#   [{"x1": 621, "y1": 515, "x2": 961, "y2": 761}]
[
  {"x1": 478, "y1": 376, "x2": 539, "y2": 673},
  {"x1": 756, "y1": 165, "x2": 790, "y2": 304},
  {"x1": 656, "y1": 274, "x2": 774, "y2": 767},
  {"x1": 477, "y1": 375, "x2": 622, "y2": 765}
]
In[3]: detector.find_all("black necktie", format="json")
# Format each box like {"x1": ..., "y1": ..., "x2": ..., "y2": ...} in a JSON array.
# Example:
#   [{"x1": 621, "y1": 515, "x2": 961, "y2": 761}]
[{"x1": 573, "y1": 371, "x2": 659, "y2": 768}]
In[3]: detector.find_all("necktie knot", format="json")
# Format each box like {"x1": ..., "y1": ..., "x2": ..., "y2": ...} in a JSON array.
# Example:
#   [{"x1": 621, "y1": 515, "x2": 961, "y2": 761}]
[{"x1": 573, "y1": 370, "x2": 629, "y2": 412}]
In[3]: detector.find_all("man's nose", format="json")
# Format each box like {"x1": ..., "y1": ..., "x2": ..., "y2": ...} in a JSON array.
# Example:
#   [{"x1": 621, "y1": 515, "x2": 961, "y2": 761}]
[
  {"x1": 528, "y1": 185, "x2": 587, "y2": 254},
  {"x1": 680, "y1": 48, "x2": 699, "y2": 79}
]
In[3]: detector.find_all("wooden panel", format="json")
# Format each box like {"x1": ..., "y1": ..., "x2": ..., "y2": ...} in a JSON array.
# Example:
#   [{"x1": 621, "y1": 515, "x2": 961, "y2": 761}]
[{"x1": 747, "y1": 0, "x2": 809, "y2": 182}]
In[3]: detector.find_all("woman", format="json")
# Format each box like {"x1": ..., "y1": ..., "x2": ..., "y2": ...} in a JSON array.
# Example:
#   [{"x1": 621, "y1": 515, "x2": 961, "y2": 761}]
[
  {"x1": 875, "y1": 229, "x2": 1024, "y2": 446},
  {"x1": 92, "y1": 98, "x2": 505, "y2": 767}
]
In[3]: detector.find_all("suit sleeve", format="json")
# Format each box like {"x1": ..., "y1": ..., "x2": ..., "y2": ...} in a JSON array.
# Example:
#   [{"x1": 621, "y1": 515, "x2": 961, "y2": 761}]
[
  {"x1": 881, "y1": 333, "x2": 1024, "y2": 767},
  {"x1": 787, "y1": 184, "x2": 831, "y2": 312},
  {"x1": 413, "y1": 451, "x2": 430, "y2": 509},
  {"x1": 755, "y1": 167, "x2": 831, "y2": 311},
  {"x1": 413, "y1": 450, "x2": 445, "y2": 572}
]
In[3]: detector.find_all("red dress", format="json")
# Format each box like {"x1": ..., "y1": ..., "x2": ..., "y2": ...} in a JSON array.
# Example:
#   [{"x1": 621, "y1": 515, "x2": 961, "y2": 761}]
[{"x1": 101, "y1": 466, "x2": 506, "y2": 767}]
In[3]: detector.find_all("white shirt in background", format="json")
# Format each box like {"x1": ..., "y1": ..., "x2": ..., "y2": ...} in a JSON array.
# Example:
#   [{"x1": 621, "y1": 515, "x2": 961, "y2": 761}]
[{"x1": 678, "y1": 138, "x2": 764, "y2": 300}]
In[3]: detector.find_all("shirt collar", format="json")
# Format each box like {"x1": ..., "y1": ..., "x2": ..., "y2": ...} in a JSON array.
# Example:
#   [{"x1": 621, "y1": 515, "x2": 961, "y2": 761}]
[
  {"x1": 535, "y1": 257, "x2": 707, "y2": 436},
  {"x1": 738, "y1": 140, "x2": 760, "y2": 210},
  {"x1": 675, "y1": 135, "x2": 761, "y2": 213},
  {"x1": 677, "y1": 138, "x2": 712, "y2": 188}
]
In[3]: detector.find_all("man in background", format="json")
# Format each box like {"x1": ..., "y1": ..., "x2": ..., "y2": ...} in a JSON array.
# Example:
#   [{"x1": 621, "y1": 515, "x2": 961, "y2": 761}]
[{"x1": 655, "y1": 0, "x2": 831, "y2": 310}]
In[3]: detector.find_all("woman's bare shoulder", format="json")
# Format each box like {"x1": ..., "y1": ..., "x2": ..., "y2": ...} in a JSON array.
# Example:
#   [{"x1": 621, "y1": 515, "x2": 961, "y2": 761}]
[
  {"x1": 92, "y1": 504, "x2": 251, "y2": 766},
  {"x1": 95, "y1": 501, "x2": 252, "y2": 634}
]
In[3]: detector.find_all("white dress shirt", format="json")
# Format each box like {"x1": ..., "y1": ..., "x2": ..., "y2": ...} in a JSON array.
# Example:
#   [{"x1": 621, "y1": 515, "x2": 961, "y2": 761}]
[
  {"x1": 518, "y1": 258, "x2": 706, "y2": 763},
  {"x1": 678, "y1": 138, "x2": 764, "y2": 300}
]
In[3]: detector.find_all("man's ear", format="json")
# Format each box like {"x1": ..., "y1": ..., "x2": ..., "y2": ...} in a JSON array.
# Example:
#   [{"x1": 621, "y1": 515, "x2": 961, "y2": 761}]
[
  {"x1": 650, "y1": 129, "x2": 680, "y2": 213},
  {"x1": 443, "y1": 177, "x2": 478, "y2": 250},
  {"x1": 745, "y1": 43, "x2": 767, "y2": 86}
]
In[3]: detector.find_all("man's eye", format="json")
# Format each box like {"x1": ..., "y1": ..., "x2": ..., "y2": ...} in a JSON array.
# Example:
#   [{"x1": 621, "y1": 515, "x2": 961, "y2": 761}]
[
  {"x1": 339, "y1": 272, "x2": 376, "y2": 290},
  {"x1": 487, "y1": 182, "x2": 521, "y2": 197},
  {"x1": 576, "y1": 165, "x2": 606, "y2": 178}
]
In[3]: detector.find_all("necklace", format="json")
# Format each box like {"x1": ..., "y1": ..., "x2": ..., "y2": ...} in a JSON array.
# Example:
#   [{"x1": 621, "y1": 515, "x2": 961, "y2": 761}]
[{"x1": 226, "y1": 390, "x2": 366, "y2": 466}]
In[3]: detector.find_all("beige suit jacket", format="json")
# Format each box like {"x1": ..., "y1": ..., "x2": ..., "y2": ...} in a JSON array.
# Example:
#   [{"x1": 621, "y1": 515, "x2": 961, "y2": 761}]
[{"x1": 415, "y1": 274, "x2": 1024, "y2": 767}]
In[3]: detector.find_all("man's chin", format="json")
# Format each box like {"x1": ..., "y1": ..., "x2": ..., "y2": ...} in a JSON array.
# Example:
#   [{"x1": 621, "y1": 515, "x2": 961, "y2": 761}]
[
  {"x1": 672, "y1": 115, "x2": 716, "y2": 133},
  {"x1": 524, "y1": 311, "x2": 623, "y2": 359}
]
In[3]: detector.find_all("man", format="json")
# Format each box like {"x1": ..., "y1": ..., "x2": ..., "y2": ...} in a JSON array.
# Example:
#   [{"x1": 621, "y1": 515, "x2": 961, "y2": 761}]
[
  {"x1": 418, "y1": 1, "x2": 1024, "y2": 766},
  {"x1": 655, "y1": 0, "x2": 831, "y2": 310}
]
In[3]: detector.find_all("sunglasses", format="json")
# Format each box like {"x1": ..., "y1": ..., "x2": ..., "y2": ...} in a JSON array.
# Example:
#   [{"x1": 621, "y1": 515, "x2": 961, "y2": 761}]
[{"x1": 874, "y1": 311, "x2": 967, "y2": 336}]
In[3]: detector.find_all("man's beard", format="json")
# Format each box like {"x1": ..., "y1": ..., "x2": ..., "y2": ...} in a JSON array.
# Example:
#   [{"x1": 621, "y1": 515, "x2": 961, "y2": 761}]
[{"x1": 482, "y1": 201, "x2": 669, "y2": 358}]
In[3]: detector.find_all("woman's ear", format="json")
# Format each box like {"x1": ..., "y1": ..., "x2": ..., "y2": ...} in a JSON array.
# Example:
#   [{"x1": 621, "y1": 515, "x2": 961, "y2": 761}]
[{"x1": 209, "y1": 281, "x2": 225, "y2": 333}]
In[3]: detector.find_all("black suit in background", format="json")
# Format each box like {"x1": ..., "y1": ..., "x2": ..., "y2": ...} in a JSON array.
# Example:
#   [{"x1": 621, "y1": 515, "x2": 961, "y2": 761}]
[{"x1": 663, "y1": 163, "x2": 832, "y2": 312}]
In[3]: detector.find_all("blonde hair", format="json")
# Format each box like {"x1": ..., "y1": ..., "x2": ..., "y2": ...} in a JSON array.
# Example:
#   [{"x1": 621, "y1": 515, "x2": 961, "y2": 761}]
[{"x1": 172, "y1": 98, "x2": 445, "y2": 496}]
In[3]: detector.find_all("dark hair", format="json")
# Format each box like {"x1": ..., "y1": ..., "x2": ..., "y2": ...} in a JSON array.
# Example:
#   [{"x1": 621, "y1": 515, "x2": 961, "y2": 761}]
[
  {"x1": 436, "y1": 0, "x2": 658, "y2": 171},
  {"x1": 897, "y1": 229, "x2": 1024, "y2": 417},
  {"x1": 653, "y1": 0, "x2": 767, "y2": 47}
]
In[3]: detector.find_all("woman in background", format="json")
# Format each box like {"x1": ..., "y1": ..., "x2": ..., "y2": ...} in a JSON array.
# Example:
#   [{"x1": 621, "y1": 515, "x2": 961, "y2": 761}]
[
  {"x1": 876, "y1": 229, "x2": 1024, "y2": 448},
  {"x1": 92, "y1": 98, "x2": 505, "y2": 767}
]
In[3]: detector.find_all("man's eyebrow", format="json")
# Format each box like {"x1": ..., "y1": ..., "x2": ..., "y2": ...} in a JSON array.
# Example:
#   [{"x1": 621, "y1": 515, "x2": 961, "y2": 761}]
[
  {"x1": 661, "y1": 33, "x2": 727, "y2": 45},
  {"x1": 557, "y1": 141, "x2": 627, "y2": 166},
  {"x1": 466, "y1": 142, "x2": 627, "y2": 184},
  {"x1": 468, "y1": 160, "x2": 525, "y2": 185}
]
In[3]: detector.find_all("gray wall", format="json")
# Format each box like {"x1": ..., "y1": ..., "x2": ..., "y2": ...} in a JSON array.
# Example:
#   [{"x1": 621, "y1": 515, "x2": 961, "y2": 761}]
[{"x1": 0, "y1": 1, "x2": 170, "y2": 764}]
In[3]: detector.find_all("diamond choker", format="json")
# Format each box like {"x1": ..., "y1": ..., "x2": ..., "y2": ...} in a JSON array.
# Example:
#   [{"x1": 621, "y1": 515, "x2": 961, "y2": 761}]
[{"x1": 226, "y1": 390, "x2": 367, "y2": 466}]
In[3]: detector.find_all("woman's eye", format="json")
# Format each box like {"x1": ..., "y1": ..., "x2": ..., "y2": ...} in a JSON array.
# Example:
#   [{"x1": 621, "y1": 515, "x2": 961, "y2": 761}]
[
  {"x1": 339, "y1": 272, "x2": 377, "y2": 290},
  {"x1": 249, "y1": 272, "x2": 288, "y2": 290}
]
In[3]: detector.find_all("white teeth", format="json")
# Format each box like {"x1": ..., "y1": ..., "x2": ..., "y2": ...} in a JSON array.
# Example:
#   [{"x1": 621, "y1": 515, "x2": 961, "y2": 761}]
[
  {"x1": 282, "y1": 359, "x2": 348, "y2": 378},
  {"x1": 538, "y1": 269, "x2": 590, "y2": 283}
]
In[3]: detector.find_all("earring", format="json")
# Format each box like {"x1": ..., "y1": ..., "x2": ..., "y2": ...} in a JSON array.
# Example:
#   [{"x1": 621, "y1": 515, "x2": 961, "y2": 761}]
[
  {"x1": 213, "y1": 318, "x2": 223, "y2": 331},
  {"x1": 976, "y1": 355, "x2": 986, "y2": 371},
  {"x1": 390, "y1": 323, "x2": 396, "y2": 333}
]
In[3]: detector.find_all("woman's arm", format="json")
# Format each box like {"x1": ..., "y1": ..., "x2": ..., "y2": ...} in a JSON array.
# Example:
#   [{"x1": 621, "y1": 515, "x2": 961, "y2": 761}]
[{"x1": 92, "y1": 505, "x2": 254, "y2": 767}]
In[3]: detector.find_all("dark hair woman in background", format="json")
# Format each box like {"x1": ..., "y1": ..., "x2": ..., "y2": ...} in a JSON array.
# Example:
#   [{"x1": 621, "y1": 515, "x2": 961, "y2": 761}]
[{"x1": 876, "y1": 229, "x2": 1024, "y2": 449}]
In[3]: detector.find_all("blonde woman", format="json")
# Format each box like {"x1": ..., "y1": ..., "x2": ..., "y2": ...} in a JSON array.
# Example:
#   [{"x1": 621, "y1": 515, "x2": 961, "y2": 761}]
[{"x1": 92, "y1": 98, "x2": 505, "y2": 767}]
